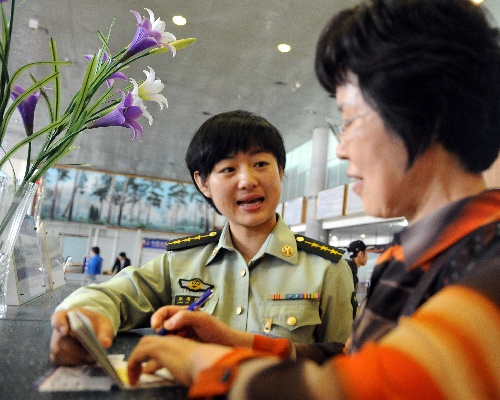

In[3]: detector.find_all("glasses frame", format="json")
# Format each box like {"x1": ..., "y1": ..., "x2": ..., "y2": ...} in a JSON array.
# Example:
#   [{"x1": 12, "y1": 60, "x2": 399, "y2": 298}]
[{"x1": 326, "y1": 110, "x2": 373, "y2": 141}]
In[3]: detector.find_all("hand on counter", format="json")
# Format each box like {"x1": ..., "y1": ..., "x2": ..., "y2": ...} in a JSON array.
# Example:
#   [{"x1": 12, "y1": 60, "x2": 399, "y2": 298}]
[
  {"x1": 50, "y1": 308, "x2": 114, "y2": 366},
  {"x1": 127, "y1": 335, "x2": 231, "y2": 386}
]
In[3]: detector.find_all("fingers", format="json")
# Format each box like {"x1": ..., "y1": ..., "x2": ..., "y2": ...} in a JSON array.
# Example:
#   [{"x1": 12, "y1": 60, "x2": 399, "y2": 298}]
[
  {"x1": 94, "y1": 314, "x2": 115, "y2": 348},
  {"x1": 164, "y1": 311, "x2": 244, "y2": 346},
  {"x1": 51, "y1": 310, "x2": 70, "y2": 336},
  {"x1": 150, "y1": 305, "x2": 187, "y2": 332},
  {"x1": 49, "y1": 309, "x2": 115, "y2": 365},
  {"x1": 49, "y1": 320, "x2": 95, "y2": 365},
  {"x1": 164, "y1": 309, "x2": 206, "y2": 332},
  {"x1": 141, "y1": 358, "x2": 162, "y2": 375},
  {"x1": 127, "y1": 335, "x2": 195, "y2": 386},
  {"x1": 127, "y1": 336, "x2": 167, "y2": 385},
  {"x1": 127, "y1": 335, "x2": 235, "y2": 387}
]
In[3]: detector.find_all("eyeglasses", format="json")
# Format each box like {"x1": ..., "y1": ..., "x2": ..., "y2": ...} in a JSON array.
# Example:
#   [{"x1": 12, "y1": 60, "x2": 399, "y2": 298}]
[{"x1": 326, "y1": 110, "x2": 373, "y2": 141}]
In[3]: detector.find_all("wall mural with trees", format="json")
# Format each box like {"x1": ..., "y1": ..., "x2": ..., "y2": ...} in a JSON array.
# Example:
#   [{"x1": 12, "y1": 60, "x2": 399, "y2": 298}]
[{"x1": 39, "y1": 167, "x2": 214, "y2": 234}]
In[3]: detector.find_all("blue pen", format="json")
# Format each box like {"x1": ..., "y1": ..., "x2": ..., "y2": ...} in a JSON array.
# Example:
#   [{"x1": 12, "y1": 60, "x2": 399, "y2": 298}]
[{"x1": 157, "y1": 288, "x2": 213, "y2": 336}]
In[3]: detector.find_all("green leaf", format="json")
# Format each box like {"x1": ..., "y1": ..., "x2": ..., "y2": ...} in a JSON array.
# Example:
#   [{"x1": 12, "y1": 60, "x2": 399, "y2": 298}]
[
  {"x1": 9, "y1": 60, "x2": 71, "y2": 85},
  {"x1": 49, "y1": 38, "x2": 62, "y2": 120},
  {"x1": 69, "y1": 55, "x2": 98, "y2": 131}
]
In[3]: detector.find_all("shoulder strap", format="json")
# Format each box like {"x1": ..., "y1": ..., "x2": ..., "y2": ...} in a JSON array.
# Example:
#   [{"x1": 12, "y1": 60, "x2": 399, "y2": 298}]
[
  {"x1": 167, "y1": 230, "x2": 221, "y2": 251},
  {"x1": 294, "y1": 234, "x2": 345, "y2": 263}
]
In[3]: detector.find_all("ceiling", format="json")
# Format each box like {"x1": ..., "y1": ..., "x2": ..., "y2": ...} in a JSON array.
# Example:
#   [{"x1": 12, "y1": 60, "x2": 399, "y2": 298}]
[{"x1": 5, "y1": 0, "x2": 500, "y2": 184}]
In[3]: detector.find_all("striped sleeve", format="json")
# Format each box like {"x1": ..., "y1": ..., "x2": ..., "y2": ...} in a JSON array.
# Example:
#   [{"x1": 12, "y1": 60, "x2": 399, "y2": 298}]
[
  {"x1": 336, "y1": 284, "x2": 500, "y2": 399},
  {"x1": 189, "y1": 284, "x2": 500, "y2": 399},
  {"x1": 245, "y1": 285, "x2": 499, "y2": 399},
  {"x1": 252, "y1": 334, "x2": 292, "y2": 358}
]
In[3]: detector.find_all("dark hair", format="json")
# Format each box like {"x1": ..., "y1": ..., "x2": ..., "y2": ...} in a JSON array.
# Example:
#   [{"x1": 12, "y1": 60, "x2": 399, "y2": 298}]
[
  {"x1": 119, "y1": 252, "x2": 126, "y2": 257},
  {"x1": 185, "y1": 110, "x2": 286, "y2": 213},
  {"x1": 92, "y1": 246, "x2": 100, "y2": 254},
  {"x1": 315, "y1": 0, "x2": 500, "y2": 172}
]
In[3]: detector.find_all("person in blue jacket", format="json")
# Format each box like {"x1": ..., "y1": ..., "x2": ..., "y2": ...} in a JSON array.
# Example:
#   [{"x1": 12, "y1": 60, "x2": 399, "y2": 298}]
[{"x1": 86, "y1": 246, "x2": 103, "y2": 275}]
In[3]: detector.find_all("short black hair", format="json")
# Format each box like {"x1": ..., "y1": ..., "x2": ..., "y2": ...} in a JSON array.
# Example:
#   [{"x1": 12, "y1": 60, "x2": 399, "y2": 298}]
[
  {"x1": 119, "y1": 252, "x2": 126, "y2": 257},
  {"x1": 92, "y1": 246, "x2": 100, "y2": 254},
  {"x1": 185, "y1": 110, "x2": 286, "y2": 213},
  {"x1": 315, "y1": 0, "x2": 500, "y2": 172}
]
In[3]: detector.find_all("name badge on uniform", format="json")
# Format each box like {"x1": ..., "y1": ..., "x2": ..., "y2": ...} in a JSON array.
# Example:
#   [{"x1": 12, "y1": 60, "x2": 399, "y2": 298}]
[{"x1": 174, "y1": 295, "x2": 200, "y2": 306}]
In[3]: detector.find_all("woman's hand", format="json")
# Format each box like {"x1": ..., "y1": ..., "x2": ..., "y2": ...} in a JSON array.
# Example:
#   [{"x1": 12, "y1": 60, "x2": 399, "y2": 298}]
[
  {"x1": 127, "y1": 335, "x2": 232, "y2": 386},
  {"x1": 49, "y1": 308, "x2": 114, "y2": 365},
  {"x1": 151, "y1": 306, "x2": 254, "y2": 348}
]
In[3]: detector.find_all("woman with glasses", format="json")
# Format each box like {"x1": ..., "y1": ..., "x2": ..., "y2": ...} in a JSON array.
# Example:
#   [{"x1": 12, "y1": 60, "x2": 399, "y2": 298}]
[{"x1": 125, "y1": 1, "x2": 500, "y2": 398}]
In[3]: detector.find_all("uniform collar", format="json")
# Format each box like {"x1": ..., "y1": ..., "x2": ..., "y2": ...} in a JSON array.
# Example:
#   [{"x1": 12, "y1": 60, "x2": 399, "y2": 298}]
[{"x1": 205, "y1": 214, "x2": 299, "y2": 266}]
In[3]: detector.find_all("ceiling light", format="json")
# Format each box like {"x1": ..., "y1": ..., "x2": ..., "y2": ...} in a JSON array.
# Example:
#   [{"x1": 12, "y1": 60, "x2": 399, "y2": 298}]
[
  {"x1": 470, "y1": 0, "x2": 484, "y2": 4},
  {"x1": 172, "y1": 16, "x2": 187, "y2": 26},
  {"x1": 278, "y1": 44, "x2": 291, "y2": 53}
]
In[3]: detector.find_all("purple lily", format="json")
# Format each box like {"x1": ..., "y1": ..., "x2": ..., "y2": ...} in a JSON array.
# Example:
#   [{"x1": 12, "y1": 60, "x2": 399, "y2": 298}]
[
  {"x1": 87, "y1": 90, "x2": 144, "y2": 139},
  {"x1": 10, "y1": 84, "x2": 40, "y2": 137},
  {"x1": 84, "y1": 52, "x2": 127, "y2": 88},
  {"x1": 121, "y1": 8, "x2": 176, "y2": 61}
]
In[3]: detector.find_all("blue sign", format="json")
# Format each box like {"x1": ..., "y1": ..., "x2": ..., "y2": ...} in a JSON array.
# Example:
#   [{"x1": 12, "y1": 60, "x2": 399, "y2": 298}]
[{"x1": 143, "y1": 238, "x2": 168, "y2": 250}]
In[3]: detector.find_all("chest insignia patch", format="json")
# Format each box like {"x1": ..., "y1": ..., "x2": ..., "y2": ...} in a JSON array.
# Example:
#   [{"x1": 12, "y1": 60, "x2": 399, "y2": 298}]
[{"x1": 179, "y1": 278, "x2": 214, "y2": 292}]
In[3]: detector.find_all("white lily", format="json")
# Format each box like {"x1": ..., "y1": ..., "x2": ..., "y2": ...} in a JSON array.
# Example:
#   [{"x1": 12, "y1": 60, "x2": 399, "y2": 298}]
[
  {"x1": 130, "y1": 67, "x2": 168, "y2": 125},
  {"x1": 145, "y1": 8, "x2": 177, "y2": 56},
  {"x1": 134, "y1": 67, "x2": 169, "y2": 108}
]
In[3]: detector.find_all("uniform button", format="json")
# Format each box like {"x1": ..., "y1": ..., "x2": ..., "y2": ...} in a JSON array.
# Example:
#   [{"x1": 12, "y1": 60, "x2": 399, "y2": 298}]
[
  {"x1": 287, "y1": 316, "x2": 297, "y2": 326},
  {"x1": 240, "y1": 270, "x2": 246, "y2": 277},
  {"x1": 236, "y1": 306, "x2": 243, "y2": 315}
]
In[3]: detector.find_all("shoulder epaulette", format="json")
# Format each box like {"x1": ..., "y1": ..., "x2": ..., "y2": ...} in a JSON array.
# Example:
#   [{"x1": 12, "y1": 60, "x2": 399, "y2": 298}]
[
  {"x1": 167, "y1": 230, "x2": 221, "y2": 251},
  {"x1": 294, "y1": 234, "x2": 345, "y2": 263}
]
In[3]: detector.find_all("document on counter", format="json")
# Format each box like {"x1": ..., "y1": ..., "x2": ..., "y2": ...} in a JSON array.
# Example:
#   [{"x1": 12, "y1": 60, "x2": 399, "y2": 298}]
[{"x1": 39, "y1": 310, "x2": 177, "y2": 392}]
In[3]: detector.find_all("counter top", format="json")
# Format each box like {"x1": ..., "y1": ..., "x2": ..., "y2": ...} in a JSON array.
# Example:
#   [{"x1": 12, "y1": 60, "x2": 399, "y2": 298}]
[{"x1": 0, "y1": 282, "x2": 187, "y2": 400}]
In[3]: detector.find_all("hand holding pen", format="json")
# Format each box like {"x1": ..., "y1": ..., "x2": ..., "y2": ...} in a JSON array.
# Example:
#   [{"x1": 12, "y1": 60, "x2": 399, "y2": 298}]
[{"x1": 157, "y1": 289, "x2": 213, "y2": 336}]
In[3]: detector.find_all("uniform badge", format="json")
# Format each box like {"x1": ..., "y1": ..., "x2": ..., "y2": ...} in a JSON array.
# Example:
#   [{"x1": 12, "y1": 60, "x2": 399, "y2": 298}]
[
  {"x1": 178, "y1": 278, "x2": 214, "y2": 292},
  {"x1": 281, "y1": 245, "x2": 294, "y2": 257}
]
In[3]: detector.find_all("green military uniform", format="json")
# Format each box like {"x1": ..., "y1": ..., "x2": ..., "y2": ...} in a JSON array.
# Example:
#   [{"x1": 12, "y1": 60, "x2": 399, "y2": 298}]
[{"x1": 56, "y1": 215, "x2": 354, "y2": 344}]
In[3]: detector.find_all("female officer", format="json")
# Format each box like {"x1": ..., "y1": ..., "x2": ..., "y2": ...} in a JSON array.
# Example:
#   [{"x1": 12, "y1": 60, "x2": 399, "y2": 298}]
[{"x1": 49, "y1": 110, "x2": 354, "y2": 365}]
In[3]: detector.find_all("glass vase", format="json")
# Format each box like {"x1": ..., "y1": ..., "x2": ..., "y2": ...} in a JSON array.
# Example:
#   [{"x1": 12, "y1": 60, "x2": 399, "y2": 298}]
[{"x1": 0, "y1": 177, "x2": 38, "y2": 315}]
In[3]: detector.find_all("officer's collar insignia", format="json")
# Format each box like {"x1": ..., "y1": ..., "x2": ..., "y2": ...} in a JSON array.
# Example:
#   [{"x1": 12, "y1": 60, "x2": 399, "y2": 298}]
[
  {"x1": 281, "y1": 245, "x2": 294, "y2": 257},
  {"x1": 295, "y1": 234, "x2": 345, "y2": 263},
  {"x1": 179, "y1": 278, "x2": 214, "y2": 292},
  {"x1": 167, "y1": 230, "x2": 221, "y2": 251}
]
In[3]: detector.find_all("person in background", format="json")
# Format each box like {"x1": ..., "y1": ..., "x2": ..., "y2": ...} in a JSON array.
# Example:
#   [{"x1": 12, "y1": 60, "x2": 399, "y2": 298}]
[
  {"x1": 49, "y1": 110, "x2": 355, "y2": 366},
  {"x1": 85, "y1": 246, "x2": 102, "y2": 275},
  {"x1": 125, "y1": 1, "x2": 500, "y2": 398},
  {"x1": 345, "y1": 240, "x2": 368, "y2": 292},
  {"x1": 111, "y1": 252, "x2": 131, "y2": 274}
]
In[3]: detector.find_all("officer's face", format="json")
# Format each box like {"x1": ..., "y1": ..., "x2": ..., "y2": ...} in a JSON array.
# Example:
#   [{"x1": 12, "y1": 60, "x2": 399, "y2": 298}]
[{"x1": 194, "y1": 148, "x2": 283, "y2": 234}]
